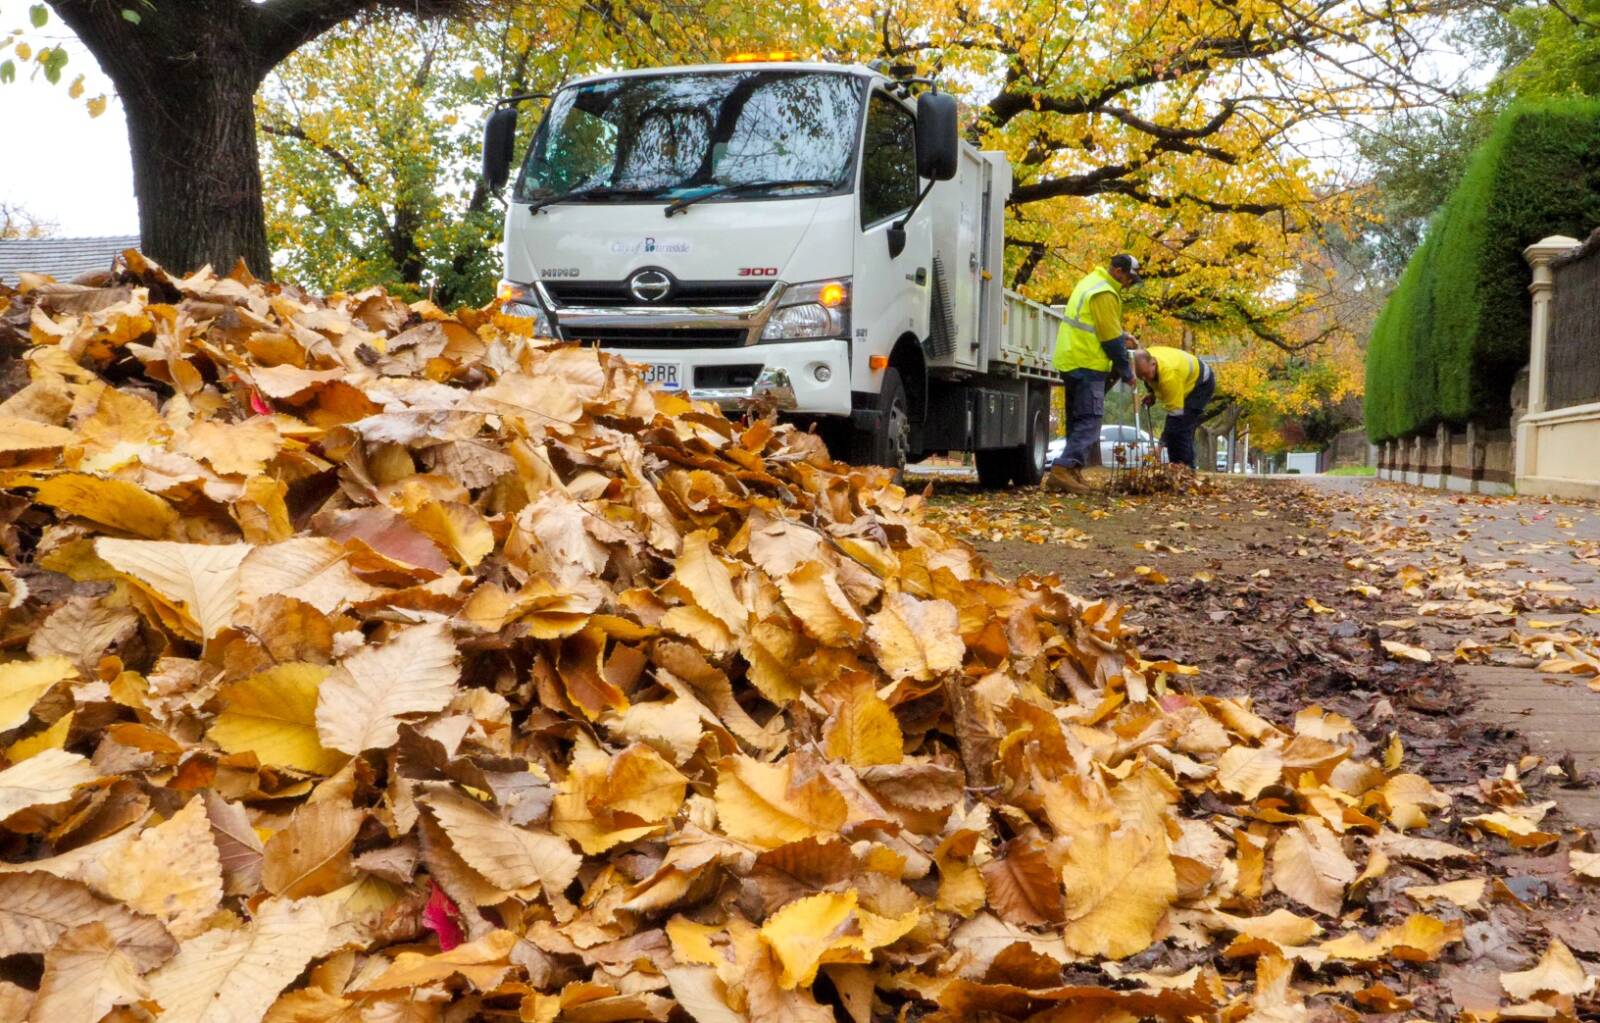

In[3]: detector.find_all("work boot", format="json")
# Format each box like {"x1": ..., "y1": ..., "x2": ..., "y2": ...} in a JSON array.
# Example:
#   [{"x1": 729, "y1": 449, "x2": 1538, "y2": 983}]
[
  {"x1": 1043, "y1": 466, "x2": 1093, "y2": 494},
  {"x1": 1067, "y1": 466, "x2": 1099, "y2": 492}
]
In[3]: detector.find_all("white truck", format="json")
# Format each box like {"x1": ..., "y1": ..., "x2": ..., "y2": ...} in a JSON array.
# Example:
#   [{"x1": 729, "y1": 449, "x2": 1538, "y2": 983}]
[{"x1": 481, "y1": 57, "x2": 1065, "y2": 486}]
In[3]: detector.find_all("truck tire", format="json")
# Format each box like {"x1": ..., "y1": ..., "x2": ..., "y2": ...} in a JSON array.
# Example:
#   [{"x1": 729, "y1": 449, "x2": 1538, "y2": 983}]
[
  {"x1": 974, "y1": 388, "x2": 1048, "y2": 488},
  {"x1": 850, "y1": 368, "x2": 911, "y2": 478}
]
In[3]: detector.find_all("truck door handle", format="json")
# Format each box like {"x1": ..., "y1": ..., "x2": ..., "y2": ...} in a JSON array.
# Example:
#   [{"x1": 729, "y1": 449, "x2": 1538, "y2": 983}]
[
  {"x1": 969, "y1": 253, "x2": 979, "y2": 271},
  {"x1": 916, "y1": 267, "x2": 927, "y2": 285}
]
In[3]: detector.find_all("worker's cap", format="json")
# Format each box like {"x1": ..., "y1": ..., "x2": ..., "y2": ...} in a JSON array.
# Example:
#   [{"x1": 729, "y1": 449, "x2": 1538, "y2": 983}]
[{"x1": 1110, "y1": 253, "x2": 1143, "y2": 283}]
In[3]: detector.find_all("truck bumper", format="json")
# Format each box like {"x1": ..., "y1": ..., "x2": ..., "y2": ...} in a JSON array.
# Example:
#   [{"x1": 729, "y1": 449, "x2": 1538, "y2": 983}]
[{"x1": 613, "y1": 340, "x2": 851, "y2": 416}]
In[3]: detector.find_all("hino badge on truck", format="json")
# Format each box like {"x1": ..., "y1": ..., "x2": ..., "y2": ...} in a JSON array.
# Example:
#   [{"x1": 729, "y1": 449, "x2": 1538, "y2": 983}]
[{"x1": 481, "y1": 56, "x2": 1066, "y2": 486}]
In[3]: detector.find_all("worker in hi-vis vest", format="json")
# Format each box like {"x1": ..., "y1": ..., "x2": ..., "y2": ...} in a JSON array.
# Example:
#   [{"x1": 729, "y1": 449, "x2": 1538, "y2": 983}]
[
  {"x1": 1044, "y1": 254, "x2": 1141, "y2": 494},
  {"x1": 1133, "y1": 345, "x2": 1216, "y2": 469}
]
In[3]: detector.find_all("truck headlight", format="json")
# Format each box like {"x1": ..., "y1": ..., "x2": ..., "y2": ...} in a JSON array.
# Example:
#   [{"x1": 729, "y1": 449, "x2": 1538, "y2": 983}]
[
  {"x1": 761, "y1": 278, "x2": 850, "y2": 341},
  {"x1": 496, "y1": 280, "x2": 553, "y2": 336}
]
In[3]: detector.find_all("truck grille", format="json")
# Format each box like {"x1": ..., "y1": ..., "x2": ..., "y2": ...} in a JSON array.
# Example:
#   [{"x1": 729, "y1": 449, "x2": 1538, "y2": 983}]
[
  {"x1": 543, "y1": 280, "x2": 773, "y2": 309},
  {"x1": 560, "y1": 327, "x2": 750, "y2": 349}
]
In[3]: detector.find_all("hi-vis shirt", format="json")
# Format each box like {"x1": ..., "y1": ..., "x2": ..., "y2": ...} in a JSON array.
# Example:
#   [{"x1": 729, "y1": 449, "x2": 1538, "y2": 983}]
[{"x1": 1146, "y1": 345, "x2": 1204, "y2": 411}]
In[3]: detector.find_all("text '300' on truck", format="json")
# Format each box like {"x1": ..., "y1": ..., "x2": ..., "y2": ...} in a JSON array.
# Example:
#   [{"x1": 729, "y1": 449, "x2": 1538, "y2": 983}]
[{"x1": 481, "y1": 57, "x2": 1065, "y2": 486}]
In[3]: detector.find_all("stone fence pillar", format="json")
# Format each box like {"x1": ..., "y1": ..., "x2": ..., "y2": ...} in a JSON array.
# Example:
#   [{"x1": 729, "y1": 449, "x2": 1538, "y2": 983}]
[{"x1": 1518, "y1": 236, "x2": 1581, "y2": 483}]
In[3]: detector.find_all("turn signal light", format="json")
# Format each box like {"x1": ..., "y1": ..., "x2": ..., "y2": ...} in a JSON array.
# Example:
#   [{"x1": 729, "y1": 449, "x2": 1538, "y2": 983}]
[
  {"x1": 726, "y1": 50, "x2": 801, "y2": 63},
  {"x1": 869, "y1": 355, "x2": 889, "y2": 370},
  {"x1": 818, "y1": 282, "x2": 847, "y2": 307}
]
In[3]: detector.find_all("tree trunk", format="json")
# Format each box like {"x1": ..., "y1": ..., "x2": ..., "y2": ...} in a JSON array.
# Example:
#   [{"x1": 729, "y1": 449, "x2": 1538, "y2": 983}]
[{"x1": 123, "y1": 69, "x2": 272, "y2": 277}]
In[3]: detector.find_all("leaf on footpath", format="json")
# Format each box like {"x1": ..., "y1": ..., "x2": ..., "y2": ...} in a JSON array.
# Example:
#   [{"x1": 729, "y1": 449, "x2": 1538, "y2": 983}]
[
  {"x1": 315, "y1": 622, "x2": 459, "y2": 754},
  {"x1": 1501, "y1": 939, "x2": 1597, "y2": 1000},
  {"x1": 208, "y1": 663, "x2": 348, "y2": 775},
  {"x1": 595, "y1": 744, "x2": 688, "y2": 822},
  {"x1": 29, "y1": 922, "x2": 152, "y2": 1023},
  {"x1": 1214, "y1": 745, "x2": 1283, "y2": 800},
  {"x1": 1060, "y1": 822, "x2": 1177, "y2": 958},
  {"x1": 0, "y1": 415, "x2": 76, "y2": 452},
  {"x1": 1404, "y1": 877, "x2": 1487, "y2": 907},
  {"x1": 261, "y1": 801, "x2": 363, "y2": 899},
  {"x1": 1271, "y1": 820, "x2": 1355, "y2": 917},
  {"x1": 146, "y1": 896, "x2": 330, "y2": 1023},
  {"x1": 96, "y1": 538, "x2": 251, "y2": 641},
  {"x1": 1571, "y1": 849, "x2": 1600, "y2": 881},
  {"x1": 1380, "y1": 639, "x2": 1433, "y2": 663}
]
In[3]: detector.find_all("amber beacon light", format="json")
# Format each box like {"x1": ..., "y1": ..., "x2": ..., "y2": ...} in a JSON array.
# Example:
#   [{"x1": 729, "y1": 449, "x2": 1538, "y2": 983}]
[{"x1": 725, "y1": 50, "x2": 801, "y2": 62}]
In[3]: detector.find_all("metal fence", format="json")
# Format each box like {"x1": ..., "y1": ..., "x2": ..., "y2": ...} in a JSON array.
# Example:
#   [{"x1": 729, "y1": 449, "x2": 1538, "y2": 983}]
[{"x1": 1548, "y1": 238, "x2": 1600, "y2": 410}]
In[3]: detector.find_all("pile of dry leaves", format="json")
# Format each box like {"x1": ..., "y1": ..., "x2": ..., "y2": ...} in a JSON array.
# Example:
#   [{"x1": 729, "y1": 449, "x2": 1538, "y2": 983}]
[
  {"x1": 1106, "y1": 463, "x2": 1218, "y2": 498},
  {"x1": 0, "y1": 254, "x2": 1586, "y2": 1023}
]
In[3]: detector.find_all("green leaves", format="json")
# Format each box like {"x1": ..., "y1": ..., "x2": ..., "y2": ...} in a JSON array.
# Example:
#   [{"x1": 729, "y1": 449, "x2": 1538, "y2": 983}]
[
  {"x1": 39, "y1": 45, "x2": 67, "y2": 84},
  {"x1": 0, "y1": 60, "x2": 14, "y2": 85},
  {"x1": 28, "y1": 5, "x2": 48, "y2": 29},
  {"x1": 122, "y1": 8, "x2": 142, "y2": 24}
]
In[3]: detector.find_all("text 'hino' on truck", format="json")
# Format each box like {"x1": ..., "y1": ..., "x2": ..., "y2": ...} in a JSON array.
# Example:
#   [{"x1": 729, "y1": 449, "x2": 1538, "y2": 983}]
[{"x1": 481, "y1": 54, "x2": 1067, "y2": 487}]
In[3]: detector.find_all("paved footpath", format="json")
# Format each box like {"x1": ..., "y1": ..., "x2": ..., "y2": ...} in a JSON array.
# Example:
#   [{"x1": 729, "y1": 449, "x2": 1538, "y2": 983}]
[{"x1": 1305, "y1": 476, "x2": 1600, "y2": 824}]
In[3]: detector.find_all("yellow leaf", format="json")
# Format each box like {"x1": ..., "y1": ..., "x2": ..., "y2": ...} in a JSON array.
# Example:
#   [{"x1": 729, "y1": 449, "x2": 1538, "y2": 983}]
[
  {"x1": 675, "y1": 530, "x2": 747, "y2": 636},
  {"x1": 758, "y1": 891, "x2": 919, "y2": 989},
  {"x1": 401, "y1": 496, "x2": 494, "y2": 569},
  {"x1": 823, "y1": 679, "x2": 904, "y2": 767},
  {"x1": 33, "y1": 474, "x2": 177, "y2": 539},
  {"x1": 714, "y1": 755, "x2": 847, "y2": 850},
  {"x1": 359, "y1": 929, "x2": 520, "y2": 992},
  {"x1": 551, "y1": 742, "x2": 662, "y2": 855},
  {"x1": 596, "y1": 743, "x2": 688, "y2": 822},
  {"x1": 1270, "y1": 820, "x2": 1355, "y2": 917},
  {"x1": 87, "y1": 95, "x2": 108, "y2": 118},
  {"x1": 177, "y1": 418, "x2": 282, "y2": 476},
  {"x1": 1380, "y1": 639, "x2": 1432, "y2": 663},
  {"x1": 1467, "y1": 809, "x2": 1559, "y2": 849},
  {"x1": 95, "y1": 538, "x2": 251, "y2": 641},
  {"x1": 1571, "y1": 849, "x2": 1600, "y2": 880},
  {"x1": 0, "y1": 416, "x2": 76, "y2": 453},
  {"x1": 1215, "y1": 908, "x2": 1324, "y2": 948},
  {"x1": 1214, "y1": 745, "x2": 1283, "y2": 800},
  {"x1": 778, "y1": 562, "x2": 863, "y2": 645},
  {"x1": 865, "y1": 592, "x2": 965, "y2": 681},
  {"x1": 1318, "y1": 913, "x2": 1462, "y2": 962},
  {"x1": 0, "y1": 656, "x2": 74, "y2": 732},
  {"x1": 6, "y1": 711, "x2": 72, "y2": 762},
  {"x1": 237, "y1": 537, "x2": 385, "y2": 616},
  {"x1": 1501, "y1": 939, "x2": 1596, "y2": 1000},
  {"x1": 0, "y1": 872, "x2": 175, "y2": 970},
  {"x1": 1060, "y1": 821, "x2": 1176, "y2": 959},
  {"x1": 208, "y1": 663, "x2": 347, "y2": 776},
  {"x1": 1403, "y1": 878, "x2": 1486, "y2": 908},
  {"x1": 314, "y1": 622, "x2": 459, "y2": 754}
]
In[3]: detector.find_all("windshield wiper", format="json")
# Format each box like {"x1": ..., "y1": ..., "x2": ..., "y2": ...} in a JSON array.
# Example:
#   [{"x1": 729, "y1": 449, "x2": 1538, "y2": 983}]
[
  {"x1": 525, "y1": 185, "x2": 664, "y2": 215},
  {"x1": 663, "y1": 179, "x2": 839, "y2": 217}
]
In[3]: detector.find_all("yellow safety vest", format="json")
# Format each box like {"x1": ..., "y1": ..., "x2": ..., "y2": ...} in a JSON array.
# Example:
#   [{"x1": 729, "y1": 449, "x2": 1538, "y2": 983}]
[
  {"x1": 1147, "y1": 345, "x2": 1202, "y2": 411},
  {"x1": 1052, "y1": 267, "x2": 1121, "y2": 373}
]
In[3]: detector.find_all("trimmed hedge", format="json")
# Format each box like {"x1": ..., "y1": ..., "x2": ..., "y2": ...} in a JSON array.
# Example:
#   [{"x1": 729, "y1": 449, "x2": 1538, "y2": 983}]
[{"x1": 1366, "y1": 100, "x2": 1600, "y2": 443}]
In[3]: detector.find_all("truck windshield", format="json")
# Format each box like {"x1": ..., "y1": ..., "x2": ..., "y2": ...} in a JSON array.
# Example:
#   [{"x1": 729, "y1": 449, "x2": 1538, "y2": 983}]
[{"x1": 515, "y1": 70, "x2": 864, "y2": 204}]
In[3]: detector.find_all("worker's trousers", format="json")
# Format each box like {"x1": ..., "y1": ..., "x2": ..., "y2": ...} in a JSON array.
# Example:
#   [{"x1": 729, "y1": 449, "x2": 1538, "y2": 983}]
[
  {"x1": 1052, "y1": 369, "x2": 1106, "y2": 469},
  {"x1": 1161, "y1": 372, "x2": 1216, "y2": 469}
]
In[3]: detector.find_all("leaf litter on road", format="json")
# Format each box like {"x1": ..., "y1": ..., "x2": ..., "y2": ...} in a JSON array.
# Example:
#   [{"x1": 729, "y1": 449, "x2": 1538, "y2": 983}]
[{"x1": 0, "y1": 256, "x2": 1593, "y2": 1020}]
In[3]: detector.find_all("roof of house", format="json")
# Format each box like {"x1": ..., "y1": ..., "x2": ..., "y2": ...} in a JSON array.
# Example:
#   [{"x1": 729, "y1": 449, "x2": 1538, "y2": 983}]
[{"x1": 0, "y1": 235, "x2": 141, "y2": 285}]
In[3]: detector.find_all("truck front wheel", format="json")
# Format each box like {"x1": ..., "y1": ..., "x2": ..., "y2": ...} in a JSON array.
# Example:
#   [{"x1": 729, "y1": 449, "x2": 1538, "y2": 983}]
[{"x1": 850, "y1": 368, "x2": 910, "y2": 477}]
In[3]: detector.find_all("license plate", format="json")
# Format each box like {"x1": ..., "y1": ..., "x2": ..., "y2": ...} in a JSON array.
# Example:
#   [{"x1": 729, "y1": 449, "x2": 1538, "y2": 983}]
[{"x1": 640, "y1": 361, "x2": 682, "y2": 390}]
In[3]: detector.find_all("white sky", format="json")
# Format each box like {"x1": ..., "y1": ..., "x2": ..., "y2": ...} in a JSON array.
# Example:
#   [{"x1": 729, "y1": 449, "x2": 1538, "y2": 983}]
[{"x1": 0, "y1": 0, "x2": 138, "y2": 235}]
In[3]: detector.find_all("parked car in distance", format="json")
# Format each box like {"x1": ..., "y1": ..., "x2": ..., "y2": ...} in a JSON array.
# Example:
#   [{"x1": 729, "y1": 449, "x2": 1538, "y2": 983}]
[
  {"x1": 1045, "y1": 425, "x2": 1166, "y2": 468},
  {"x1": 1099, "y1": 424, "x2": 1164, "y2": 467}
]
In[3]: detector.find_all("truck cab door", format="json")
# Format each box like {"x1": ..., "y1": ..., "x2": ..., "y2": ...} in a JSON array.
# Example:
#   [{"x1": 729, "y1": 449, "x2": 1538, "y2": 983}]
[{"x1": 851, "y1": 91, "x2": 928, "y2": 397}]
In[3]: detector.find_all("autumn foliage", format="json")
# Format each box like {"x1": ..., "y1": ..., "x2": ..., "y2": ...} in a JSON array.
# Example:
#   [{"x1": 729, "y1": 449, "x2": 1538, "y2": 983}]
[{"x1": 0, "y1": 254, "x2": 1571, "y2": 1022}]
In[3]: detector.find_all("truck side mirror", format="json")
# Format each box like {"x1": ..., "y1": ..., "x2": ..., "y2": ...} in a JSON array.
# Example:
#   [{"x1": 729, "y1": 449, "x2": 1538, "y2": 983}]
[
  {"x1": 482, "y1": 106, "x2": 519, "y2": 192},
  {"x1": 915, "y1": 93, "x2": 959, "y2": 181}
]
